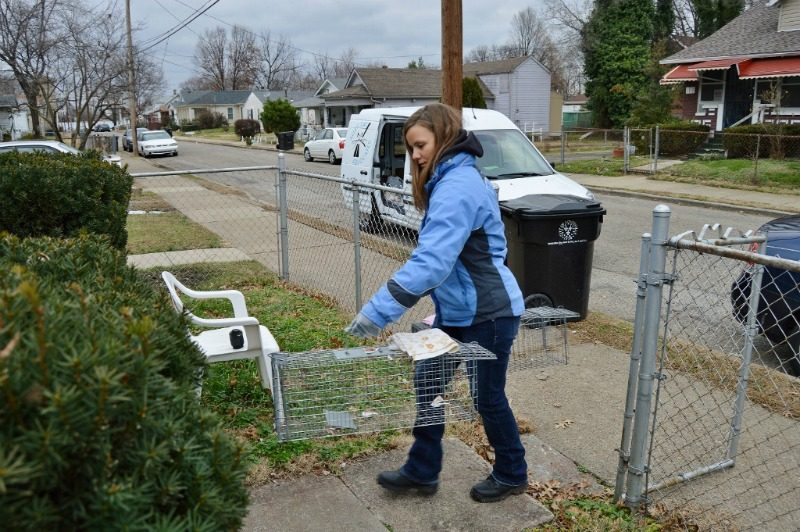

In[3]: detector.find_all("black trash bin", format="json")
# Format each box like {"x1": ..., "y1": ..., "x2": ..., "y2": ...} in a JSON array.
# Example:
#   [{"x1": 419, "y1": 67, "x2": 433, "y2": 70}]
[
  {"x1": 277, "y1": 131, "x2": 294, "y2": 151},
  {"x1": 499, "y1": 194, "x2": 606, "y2": 320}
]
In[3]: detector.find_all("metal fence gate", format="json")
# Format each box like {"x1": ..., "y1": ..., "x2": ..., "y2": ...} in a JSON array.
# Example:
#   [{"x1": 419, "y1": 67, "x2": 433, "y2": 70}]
[{"x1": 616, "y1": 206, "x2": 800, "y2": 530}]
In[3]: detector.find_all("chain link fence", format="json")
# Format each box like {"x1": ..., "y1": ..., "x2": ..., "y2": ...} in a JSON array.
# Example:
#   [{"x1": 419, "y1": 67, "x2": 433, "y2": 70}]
[
  {"x1": 129, "y1": 157, "x2": 570, "y2": 370},
  {"x1": 616, "y1": 206, "x2": 800, "y2": 530}
]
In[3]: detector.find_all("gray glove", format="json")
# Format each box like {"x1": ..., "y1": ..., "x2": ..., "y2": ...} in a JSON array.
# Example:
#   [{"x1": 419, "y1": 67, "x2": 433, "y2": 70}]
[{"x1": 345, "y1": 312, "x2": 382, "y2": 338}]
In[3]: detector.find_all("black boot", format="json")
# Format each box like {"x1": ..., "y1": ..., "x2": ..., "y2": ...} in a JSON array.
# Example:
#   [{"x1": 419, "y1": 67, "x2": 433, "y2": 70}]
[
  {"x1": 377, "y1": 469, "x2": 438, "y2": 495},
  {"x1": 469, "y1": 475, "x2": 526, "y2": 503}
]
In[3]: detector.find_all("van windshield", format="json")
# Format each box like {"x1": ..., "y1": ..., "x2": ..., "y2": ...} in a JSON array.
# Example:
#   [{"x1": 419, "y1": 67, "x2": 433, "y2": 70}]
[{"x1": 472, "y1": 130, "x2": 553, "y2": 180}]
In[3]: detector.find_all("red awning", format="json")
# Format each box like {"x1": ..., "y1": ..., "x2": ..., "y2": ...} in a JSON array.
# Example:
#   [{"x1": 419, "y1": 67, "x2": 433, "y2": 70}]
[
  {"x1": 688, "y1": 57, "x2": 749, "y2": 71},
  {"x1": 738, "y1": 56, "x2": 800, "y2": 79},
  {"x1": 661, "y1": 64, "x2": 698, "y2": 85}
]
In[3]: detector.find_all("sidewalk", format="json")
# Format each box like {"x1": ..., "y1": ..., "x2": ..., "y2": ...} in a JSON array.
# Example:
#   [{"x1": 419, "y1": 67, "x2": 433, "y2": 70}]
[{"x1": 121, "y1": 143, "x2": 797, "y2": 531}]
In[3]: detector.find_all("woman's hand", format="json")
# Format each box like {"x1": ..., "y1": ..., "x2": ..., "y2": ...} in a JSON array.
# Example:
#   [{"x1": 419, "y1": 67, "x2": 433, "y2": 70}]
[{"x1": 344, "y1": 313, "x2": 382, "y2": 338}]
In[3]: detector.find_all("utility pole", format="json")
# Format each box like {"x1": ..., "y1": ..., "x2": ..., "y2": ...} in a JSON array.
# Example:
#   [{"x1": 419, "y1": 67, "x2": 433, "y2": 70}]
[
  {"x1": 125, "y1": 0, "x2": 138, "y2": 155},
  {"x1": 441, "y1": 0, "x2": 463, "y2": 110}
]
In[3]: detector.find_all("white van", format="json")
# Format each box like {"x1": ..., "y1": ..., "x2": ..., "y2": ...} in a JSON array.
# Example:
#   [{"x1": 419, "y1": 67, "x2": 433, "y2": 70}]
[{"x1": 340, "y1": 107, "x2": 593, "y2": 231}]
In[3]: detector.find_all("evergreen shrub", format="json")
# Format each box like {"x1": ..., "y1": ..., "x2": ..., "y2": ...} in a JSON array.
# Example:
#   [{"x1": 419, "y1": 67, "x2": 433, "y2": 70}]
[
  {"x1": 0, "y1": 234, "x2": 249, "y2": 531},
  {"x1": 630, "y1": 121, "x2": 710, "y2": 156},
  {"x1": 0, "y1": 152, "x2": 132, "y2": 250},
  {"x1": 722, "y1": 123, "x2": 800, "y2": 159}
]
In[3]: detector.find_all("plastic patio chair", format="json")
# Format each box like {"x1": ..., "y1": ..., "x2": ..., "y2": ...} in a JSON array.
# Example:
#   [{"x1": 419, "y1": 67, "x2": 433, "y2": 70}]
[{"x1": 161, "y1": 271, "x2": 280, "y2": 392}]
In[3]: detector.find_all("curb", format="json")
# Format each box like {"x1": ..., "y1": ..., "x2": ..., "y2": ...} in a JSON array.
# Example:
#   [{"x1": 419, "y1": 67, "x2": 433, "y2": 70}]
[{"x1": 585, "y1": 185, "x2": 797, "y2": 218}]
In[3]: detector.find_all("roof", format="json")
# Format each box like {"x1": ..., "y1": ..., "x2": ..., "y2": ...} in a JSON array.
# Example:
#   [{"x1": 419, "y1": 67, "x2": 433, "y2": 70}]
[
  {"x1": 176, "y1": 90, "x2": 252, "y2": 106},
  {"x1": 322, "y1": 68, "x2": 494, "y2": 101},
  {"x1": 662, "y1": 3, "x2": 800, "y2": 64},
  {"x1": 738, "y1": 55, "x2": 800, "y2": 78},
  {"x1": 293, "y1": 95, "x2": 324, "y2": 108},
  {"x1": 563, "y1": 94, "x2": 588, "y2": 104},
  {"x1": 462, "y1": 56, "x2": 531, "y2": 75}
]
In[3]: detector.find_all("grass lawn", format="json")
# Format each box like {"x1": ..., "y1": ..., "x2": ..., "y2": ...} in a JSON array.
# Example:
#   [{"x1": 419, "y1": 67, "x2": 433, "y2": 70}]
[
  {"x1": 659, "y1": 157, "x2": 800, "y2": 190},
  {"x1": 126, "y1": 210, "x2": 223, "y2": 254},
  {"x1": 177, "y1": 127, "x2": 278, "y2": 144}
]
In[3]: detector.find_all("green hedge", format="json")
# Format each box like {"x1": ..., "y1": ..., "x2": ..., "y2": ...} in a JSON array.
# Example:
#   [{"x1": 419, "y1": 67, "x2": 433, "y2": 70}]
[
  {"x1": 630, "y1": 121, "x2": 710, "y2": 157},
  {"x1": 0, "y1": 152, "x2": 132, "y2": 249},
  {"x1": 0, "y1": 234, "x2": 249, "y2": 530},
  {"x1": 722, "y1": 123, "x2": 800, "y2": 158}
]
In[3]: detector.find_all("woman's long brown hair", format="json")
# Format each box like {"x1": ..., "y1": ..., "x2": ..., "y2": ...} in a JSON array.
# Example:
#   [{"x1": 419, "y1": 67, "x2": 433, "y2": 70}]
[{"x1": 403, "y1": 103, "x2": 462, "y2": 211}]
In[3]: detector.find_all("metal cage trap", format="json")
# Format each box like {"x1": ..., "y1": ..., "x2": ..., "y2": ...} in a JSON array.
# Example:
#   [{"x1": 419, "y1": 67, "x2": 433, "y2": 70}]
[
  {"x1": 509, "y1": 306, "x2": 578, "y2": 371},
  {"x1": 271, "y1": 342, "x2": 496, "y2": 441}
]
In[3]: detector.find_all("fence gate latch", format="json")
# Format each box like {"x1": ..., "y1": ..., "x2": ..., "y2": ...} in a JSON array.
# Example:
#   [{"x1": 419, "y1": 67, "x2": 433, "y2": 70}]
[{"x1": 644, "y1": 272, "x2": 677, "y2": 287}]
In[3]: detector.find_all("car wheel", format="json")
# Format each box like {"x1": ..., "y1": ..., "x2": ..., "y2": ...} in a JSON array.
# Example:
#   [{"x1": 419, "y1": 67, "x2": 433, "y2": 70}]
[
  {"x1": 328, "y1": 150, "x2": 337, "y2": 165},
  {"x1": 173, "y1": 151, "x2": 178, "y2": 156},
  {"x1": 304, "y1": 148, "x2": 312, "y2": 162}
]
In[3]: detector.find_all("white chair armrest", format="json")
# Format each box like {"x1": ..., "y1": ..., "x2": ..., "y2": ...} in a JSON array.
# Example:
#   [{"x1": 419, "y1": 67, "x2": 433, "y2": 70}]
[
  {"x1": 178, "y1": 287, "x2": 249, "y2": 318},
  {"x1": 189, "y1": 315, "x2": 259, "y2": 329}
]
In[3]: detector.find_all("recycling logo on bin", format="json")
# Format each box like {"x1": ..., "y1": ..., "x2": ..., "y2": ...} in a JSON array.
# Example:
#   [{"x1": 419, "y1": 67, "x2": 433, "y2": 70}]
[{"x1": 549, "y1": 219, "x2": 586, "y2": 246}]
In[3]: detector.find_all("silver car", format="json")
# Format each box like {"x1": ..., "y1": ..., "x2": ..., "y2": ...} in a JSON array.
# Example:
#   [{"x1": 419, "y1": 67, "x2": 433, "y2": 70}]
[{"x1": 0, "y1": 140, "x2": 122, "y2": 167}]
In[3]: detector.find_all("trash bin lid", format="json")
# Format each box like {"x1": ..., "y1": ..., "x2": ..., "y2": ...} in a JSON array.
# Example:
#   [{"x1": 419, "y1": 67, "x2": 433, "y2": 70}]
[{"x1": 500, "y1": 194, "x2": 605, "y2": 219}]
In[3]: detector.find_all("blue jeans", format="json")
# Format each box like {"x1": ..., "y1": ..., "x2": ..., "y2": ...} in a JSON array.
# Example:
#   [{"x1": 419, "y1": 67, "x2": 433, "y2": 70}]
[{"x1": 401, "y1": 316, "x2": 527, "y2": 486}]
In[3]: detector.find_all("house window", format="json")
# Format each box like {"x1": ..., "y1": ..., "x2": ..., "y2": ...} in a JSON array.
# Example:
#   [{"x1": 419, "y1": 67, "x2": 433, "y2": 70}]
[
  {"x1": 227, "y1": 107, "x2": 234, "y2": 120},
  {"x1": 248, "y1": 109, "x2": 253, "y2": 119},
  {"x1": 500, "y1": 75, "x2": 510, "y2": 94},
  {"x1": 756, "y1": 78, "x2": 800, "y2": 108},
  {"x1": 699, "y1": 71, "x2": 724, "y2": 103}
]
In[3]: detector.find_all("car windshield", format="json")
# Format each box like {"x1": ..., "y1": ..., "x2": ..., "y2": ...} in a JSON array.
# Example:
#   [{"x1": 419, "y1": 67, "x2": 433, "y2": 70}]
[
  {"x1": 472, "y1": 129, "x2": 553, "y2": 180},
  {"x1": 336, "y1": 128, "x2": 347, "y2": 137},
  {"x1": 142, "y1": 131, "x2": 171, "y2": 141},
  {"x1": 55, "y1": 142, "x2": 81, "y2": 155}
]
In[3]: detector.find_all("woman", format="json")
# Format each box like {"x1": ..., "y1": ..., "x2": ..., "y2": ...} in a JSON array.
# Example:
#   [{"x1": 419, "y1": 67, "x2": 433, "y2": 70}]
[{"x1": 345, "y1": 103, "x2": 527, "y2": 503}]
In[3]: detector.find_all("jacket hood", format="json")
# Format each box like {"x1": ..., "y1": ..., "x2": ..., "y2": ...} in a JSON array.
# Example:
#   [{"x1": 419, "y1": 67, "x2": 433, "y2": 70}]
[{"x1": 440, "y1": 129, "x2": 483, "y2": 160}]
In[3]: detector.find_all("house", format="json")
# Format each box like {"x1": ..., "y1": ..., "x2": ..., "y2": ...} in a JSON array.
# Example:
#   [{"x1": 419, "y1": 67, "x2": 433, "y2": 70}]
[
  {"x1": 661, "y1": 0, "x2": 800, "y2": 130},
  {"x1": 562, "y1": 94, "x2": 592, "y2": 129},
  {"x1": 463, "y1": 56, "x2": 552, "y2": 134},
  {"x1": 294, "y1": 77, "x2": 346, "y2": 135},
  {"x1": 320, "y1": 58, "x2": 551, "y2": 133},
  {"x1": 0, "y1": 94, "x2": 29, "y2": 139},
  {"x1": 171, "y1": 89, "x2": 313, "y2": 130},
  {"x1": 320, "y1": 68, "x2": 495, "y2": 128}
]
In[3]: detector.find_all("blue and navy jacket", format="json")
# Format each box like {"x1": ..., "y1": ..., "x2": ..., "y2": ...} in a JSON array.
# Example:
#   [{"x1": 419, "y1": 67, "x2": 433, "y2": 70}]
[{"x1": 361, "y1": 131, "x2": 524, "y2": 328}]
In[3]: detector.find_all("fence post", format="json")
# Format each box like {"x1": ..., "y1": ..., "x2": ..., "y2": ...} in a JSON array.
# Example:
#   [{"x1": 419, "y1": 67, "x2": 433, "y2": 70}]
[
  {"x1": 754, "y1": 134, "x2": 761, "y2": 183},
  {"x1": 560, "y1": 125, "x2": 566, "y2": 165},
  {"x1": 351, "y1": 184, "x2": 363, "y2": 311},
  {"x1": 624, "y1": 205, "x2": 671, "y2": 510},
  {"x1": 623, "y1": 127, "x2": 629, "y2": 174},
  {"x1": 277, "y1": 153, "x2": 290, "y2": 281},
  {"x1": 653, "y1": 125, "x2": 660, "y2": 174},
  {"x1": 726, "y1": 240, "x2": 766, "y2": 460},
  {"x1": 614, "y1": 232, "x2": 652, "y2": 502}
]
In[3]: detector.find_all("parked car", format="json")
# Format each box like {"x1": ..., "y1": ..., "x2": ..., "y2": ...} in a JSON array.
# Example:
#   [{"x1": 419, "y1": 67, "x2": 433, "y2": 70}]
[
  {"x1": 122, "y1": 127, "x2": 148, "y2": 152},
  {"x1": 0, "y1": 140, "x2": 122, "y2": 167},
  {"x1": 137, "y1": 129, "x2": 178, "y2": 158},
  {"x1": 303, "y1": 127, "x2": 347, "y2": 164},
  {"x1": 92, "y1": 122, "x2": 112, "y2": 132},
  {"x1": 731, "y1": 214, "x2": 800, "y2": 376}
]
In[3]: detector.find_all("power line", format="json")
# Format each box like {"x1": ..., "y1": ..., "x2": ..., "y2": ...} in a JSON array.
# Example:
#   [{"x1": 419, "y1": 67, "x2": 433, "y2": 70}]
[{"x1": 139, "y1": 0, "x2": 220, "y2": 52}]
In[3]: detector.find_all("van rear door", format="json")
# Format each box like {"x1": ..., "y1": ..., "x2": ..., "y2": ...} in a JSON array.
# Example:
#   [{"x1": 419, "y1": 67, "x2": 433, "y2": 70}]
[{"x1": 340, "y1": 115, "x2": 381, "y2": 214}]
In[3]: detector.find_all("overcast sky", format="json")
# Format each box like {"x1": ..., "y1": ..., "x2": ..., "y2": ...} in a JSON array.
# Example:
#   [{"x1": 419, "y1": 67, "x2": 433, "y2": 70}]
[{"x1": 130, "y1": 0, "x2": 543, "y2": 92}]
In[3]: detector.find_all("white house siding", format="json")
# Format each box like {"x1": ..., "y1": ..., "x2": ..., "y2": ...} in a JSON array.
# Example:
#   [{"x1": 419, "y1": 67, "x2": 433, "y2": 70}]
[
  {"x1": 779, "y1": 0, "x2": 800, "y2": 31},
  {"x1": 509, "y1": 59, "x2": 551, "y2": 134},
  {"x1": 243, "y1": 93, "x2": 264, "y2": 128}
]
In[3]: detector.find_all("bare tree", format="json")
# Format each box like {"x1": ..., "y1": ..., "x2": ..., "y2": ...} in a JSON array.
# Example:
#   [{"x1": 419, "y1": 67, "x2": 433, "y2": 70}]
[
  {"x1": 0, "y1": 0, "x2": 65, "y2": 136},
  {"x1": 333, "y1": 47, "x2": 358, "y2": 78},
  {"x1": 256, "y1": 31, "x2": 300, "y2": 90},
  {"x1": 466, "y1": 45, "x2": 492, "y2": 63},
  {"x1": 195, "y1": 27, "x2": 227, "y2": 90},
  {"x1": 227, "y1": 25, "x2": 259, "y2": 90},
  {"x1": 312, "y1": 53, "x2": 334, "y2": 80}
]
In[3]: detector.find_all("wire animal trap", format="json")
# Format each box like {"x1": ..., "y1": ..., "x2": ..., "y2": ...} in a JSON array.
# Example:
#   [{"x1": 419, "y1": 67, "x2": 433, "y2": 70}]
[
  {"x1": 509, "y1": 306, "x2": 579, "y2": 371},
  {"x1": 271, "y1": 343, "x2": 496, "y2": 441}
]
